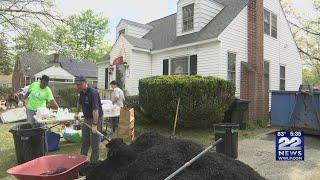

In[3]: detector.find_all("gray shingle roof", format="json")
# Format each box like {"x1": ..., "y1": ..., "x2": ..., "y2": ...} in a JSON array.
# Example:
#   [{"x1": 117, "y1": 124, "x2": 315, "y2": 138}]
[
  {"x1": 19, "y1": 53, "x2": 97, "y2": 78},
  {"x1": 124, "y1": 35, "x2": 153, "y2": 50},
  {"x1": 97, "y1": 54, "x2": 110, "y2": 65},
  {"x1": 120, "y1": 19, "x2": 153, "y2": 30},
  {"x1": 19, "y1": 52, "x2": 54, "y2": 77},
  {"x1": 60, "y1": 59, "x2": 97, "y2": 78},
  {"x1": 143, "y1": 0, "x2": 248, "y2": 51}
]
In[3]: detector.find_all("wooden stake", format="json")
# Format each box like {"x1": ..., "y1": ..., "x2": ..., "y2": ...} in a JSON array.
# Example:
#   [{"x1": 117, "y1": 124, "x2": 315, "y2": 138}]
[{"x1": 173, "y1": 97, "x2": 180, "y2": 137}]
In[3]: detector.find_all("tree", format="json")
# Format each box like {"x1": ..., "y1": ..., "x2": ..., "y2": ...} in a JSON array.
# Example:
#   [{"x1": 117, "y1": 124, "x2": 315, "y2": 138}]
[
  {"x1": 280, "y1": 0, "x2": 320, "y2": 86},
  {"x1": 303, "y1": 68, "x2": 320, "y2": 86},
  {"x1": 66, "y1": 9, "x2": 109, "y2": 61},
  {"x1": 0, "y1": 0, "x2": 63, "y2": 36},
  {"x1": 14, "y1": 24, "x2": 53, "y2": 54},
  {"x1": 0, "y1": 34, "x2": 13, "y2": 75},
  {"x1": 0, "y1": 0, "x2": 63, "y2": 75}
]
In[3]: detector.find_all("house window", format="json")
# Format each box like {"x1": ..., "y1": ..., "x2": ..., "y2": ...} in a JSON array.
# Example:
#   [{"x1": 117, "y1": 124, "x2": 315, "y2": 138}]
[
  {"x1": 280, "y1": 65, "x2": 285, "y2": 90},
  {"x1": 171, "y1": 56, "x2": 189, "y2": 75},
  {"x1": 264, "y1": 9, "x2": 277, "y2": 39},
  {"x1": 182, "y1": 4, "x2": 194, "y2": 32},
  {"x1": 164, "y1": 55, "x2": 197, "y2": 75},
  {"x1": 227, "y1": 52, "x2": 236, "y2": 84},
  {"x1": 264, "y1": 61, "x2": 270, "y2": 91},
  {"x1": 271, "y1": 14, "x2": 277, "y2": 38},
  {"x1": 264, "y1": 10, "x2": 270, "y2": 35},
  {"x1": 118, "y1": 29, "x2": 125, "y2": 36}
]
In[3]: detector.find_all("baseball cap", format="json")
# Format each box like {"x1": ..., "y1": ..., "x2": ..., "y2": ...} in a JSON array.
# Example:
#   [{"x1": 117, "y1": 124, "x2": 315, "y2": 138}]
[{"x1": 75, "y1": 76, "x2": 87, "y2": 85}]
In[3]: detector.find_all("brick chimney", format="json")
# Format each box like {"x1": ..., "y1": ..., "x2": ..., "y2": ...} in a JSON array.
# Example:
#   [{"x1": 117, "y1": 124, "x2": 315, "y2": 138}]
[{"x1": 241, "y1": 0, "x2": 268, "y2": 121}]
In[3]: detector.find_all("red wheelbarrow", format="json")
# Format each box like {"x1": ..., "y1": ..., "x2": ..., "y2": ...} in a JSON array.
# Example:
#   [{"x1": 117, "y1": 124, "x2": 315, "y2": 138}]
[{"x1": 7, "y1": 154, "x2": 87, "y2": 180}]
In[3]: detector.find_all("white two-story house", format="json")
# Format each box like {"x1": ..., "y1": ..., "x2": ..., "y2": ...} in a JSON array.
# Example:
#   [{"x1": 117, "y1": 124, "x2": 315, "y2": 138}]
[{"x1": 97, "y1": 0, "x2": 302, "y2": 120}]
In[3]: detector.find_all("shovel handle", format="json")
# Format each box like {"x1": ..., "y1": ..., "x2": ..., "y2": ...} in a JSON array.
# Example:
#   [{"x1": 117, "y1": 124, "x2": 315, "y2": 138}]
[{"x1": 82, "y1": 122, "x2": 105, "y2": 137}]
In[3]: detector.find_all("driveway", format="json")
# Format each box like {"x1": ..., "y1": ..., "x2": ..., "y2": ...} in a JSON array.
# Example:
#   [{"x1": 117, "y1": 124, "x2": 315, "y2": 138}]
[{"x1": 238, "y1": 130, "x2": 320, "y2": 180}]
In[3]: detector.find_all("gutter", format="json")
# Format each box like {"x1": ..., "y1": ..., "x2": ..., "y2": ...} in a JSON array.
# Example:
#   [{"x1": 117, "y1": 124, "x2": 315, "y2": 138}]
[
  {"x1": 151, "y1": 38, "x2": 219, "y2": 54},
  {"x1": 132, "y1": 47, "x2": 151, "y2": 53}
]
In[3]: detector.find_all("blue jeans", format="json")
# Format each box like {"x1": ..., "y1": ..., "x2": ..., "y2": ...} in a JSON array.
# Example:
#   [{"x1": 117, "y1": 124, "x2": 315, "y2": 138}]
[{"x1": 26, "y1": 109, "x2": 36, "y2": 124}]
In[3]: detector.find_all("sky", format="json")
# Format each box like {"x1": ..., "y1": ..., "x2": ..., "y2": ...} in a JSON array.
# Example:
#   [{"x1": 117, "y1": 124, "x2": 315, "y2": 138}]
[{"x1": 56, "y1": 0, "x2": 315, "y2": 43}]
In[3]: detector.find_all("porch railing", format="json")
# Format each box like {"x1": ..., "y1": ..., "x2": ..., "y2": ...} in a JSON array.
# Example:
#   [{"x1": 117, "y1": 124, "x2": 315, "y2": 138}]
[{"x1": 98, "y1": 89, "x2": 113, "y2": 100}]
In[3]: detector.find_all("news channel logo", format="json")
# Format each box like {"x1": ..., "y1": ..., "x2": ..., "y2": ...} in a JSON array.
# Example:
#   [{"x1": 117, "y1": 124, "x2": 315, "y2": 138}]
[{"x1": 276, "y1": 131, "x2": 304, "y2": 161}]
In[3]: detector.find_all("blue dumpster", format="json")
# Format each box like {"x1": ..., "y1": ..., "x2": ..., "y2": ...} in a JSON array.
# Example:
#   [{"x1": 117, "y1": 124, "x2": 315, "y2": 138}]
[{"x1": 271, "y1": 87, "x2": 320, "y2": 135}]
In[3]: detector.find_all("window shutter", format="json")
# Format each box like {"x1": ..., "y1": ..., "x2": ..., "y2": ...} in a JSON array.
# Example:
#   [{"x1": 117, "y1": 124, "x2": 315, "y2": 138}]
[
  {"x1": 163, "y1": 59, "x2": 169, "y2": 75},
  {"x1": 190, "y1": 55, "x2": 197, "y2": 75}
]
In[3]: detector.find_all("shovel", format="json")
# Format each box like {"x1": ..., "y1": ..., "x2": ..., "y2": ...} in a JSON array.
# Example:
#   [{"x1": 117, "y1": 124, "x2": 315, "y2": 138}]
[
  {"x1": 164, "y1": 138, "x2": 223, "y2": 180},
  {"x1": 82, "y1": 122, "x2": 112, "y2": 143}
]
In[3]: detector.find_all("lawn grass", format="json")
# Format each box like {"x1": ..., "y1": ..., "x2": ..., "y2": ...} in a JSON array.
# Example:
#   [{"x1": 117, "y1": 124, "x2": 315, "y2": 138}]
[{"x1": 0, "y1": 113, "x2": 270, "y2": 179}]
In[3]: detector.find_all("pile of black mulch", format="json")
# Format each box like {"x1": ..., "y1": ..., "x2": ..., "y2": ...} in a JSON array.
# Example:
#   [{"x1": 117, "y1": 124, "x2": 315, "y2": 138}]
[{"x1": 79, "y1": 132, "x2": 265, "y2": 180}]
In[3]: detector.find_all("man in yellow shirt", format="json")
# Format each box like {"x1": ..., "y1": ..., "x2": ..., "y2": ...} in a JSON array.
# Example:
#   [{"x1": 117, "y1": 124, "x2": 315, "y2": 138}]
[{"x1": 25, "y1": 75, "x2": 59, "y2": 124}]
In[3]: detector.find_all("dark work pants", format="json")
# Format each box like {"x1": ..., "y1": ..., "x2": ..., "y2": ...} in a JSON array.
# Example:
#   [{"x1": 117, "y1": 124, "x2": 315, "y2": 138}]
[
  {"x1": 111, "y1": 117, "x2": 119, "y2": 133},
  {"x1": 80, "y1": 117, "x2": 103, "y2": 162}
]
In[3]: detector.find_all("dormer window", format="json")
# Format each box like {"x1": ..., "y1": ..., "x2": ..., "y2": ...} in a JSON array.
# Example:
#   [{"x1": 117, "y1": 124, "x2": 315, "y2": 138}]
[
  {"x1": 119, "y1": 29, "x2": 125, "y2": 36},
  {"x1": 182, "y1": 4, "x2": 194, "y2": 32}
]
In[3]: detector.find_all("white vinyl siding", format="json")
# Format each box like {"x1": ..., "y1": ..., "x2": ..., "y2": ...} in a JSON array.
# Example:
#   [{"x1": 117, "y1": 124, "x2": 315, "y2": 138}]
[
  {"x1": 219, "y1": 7, "x2": 248, "y2": 97},
  {"x1": 127, "y1": 50, "x2": 152, "y2": 95},
  {"x1": 151, "y1": 41, "x2": 220, "y2": 77},
  {"x1": 177, "y1": 0, "x2": 223, "y2": 36},
  {"x1": 116, "y1": 20, "x2": 151, "y2": 38},
  {"x1": 109, "y1": 35, "x2": 133, "y2": 88},
  {"x1": 127, "y1": 25, "x2": 150, "y2": 38},
  {"x1": 198, "y1": 0, "x2": 224, "y2": 29},
  {"x1": 97, "y1": 61, "x2": 109, "y2": 89},
  {"x1": 34, "y1": 66, "x2": 74, "y2": 81},
  {"x1": 264, "y1": 0, "x2": 302, "y2": 92}
]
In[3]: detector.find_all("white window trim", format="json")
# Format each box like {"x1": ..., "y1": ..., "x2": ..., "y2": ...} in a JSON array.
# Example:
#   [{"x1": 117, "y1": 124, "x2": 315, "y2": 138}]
[
  {"x1": 168, "y1": 55, "x2": 191, "y2": 75},
  {"x1": 227, "y1": 51, "x2": 237, "y2": 84},
  {"x1": 280, "y1": 65, "x2": 286, "y2": 90},
  {"x1": 264, "y1": 60, "x2": 271, "y2": 90},
  {"x1": 182, "y1": 3, "x2": 195, "y2": 33},
  {"x1": 264, "y1": 8, "x2": 278, "y2": 39}
]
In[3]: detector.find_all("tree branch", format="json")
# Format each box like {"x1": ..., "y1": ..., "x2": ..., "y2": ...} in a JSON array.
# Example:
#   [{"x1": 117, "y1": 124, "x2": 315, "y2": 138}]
[
  {"x1": 0, "y1": 8, "x2": 64, "y2": 22},
  {"x1": 298, "y1": 47, "x2": 320, "y2": 61},
  {"x1": 289, "y1": 21, "x2": 320, "y2": 36}
]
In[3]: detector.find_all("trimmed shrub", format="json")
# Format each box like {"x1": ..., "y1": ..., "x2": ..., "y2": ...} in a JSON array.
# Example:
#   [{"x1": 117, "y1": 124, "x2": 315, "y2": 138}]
[
  {"x1": 57, "y1": 86, "x2": 78, "y2": 108},
  {"x1": 0, "y1": 86, "x2": 12, "y2": 95},
  {"x1": 139, "y1": 76, "x2": 235, "y2": 128},
  {"x1": 124, "y1": 95, "x2": 139, "y2": 110}
]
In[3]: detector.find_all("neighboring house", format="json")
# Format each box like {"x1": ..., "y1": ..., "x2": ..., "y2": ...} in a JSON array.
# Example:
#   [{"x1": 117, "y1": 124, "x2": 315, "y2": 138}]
[
  {"x1": 98, "y1": 0, "x2": 302, "y2": 121},
  {"x1": 0, "y1": 75, "x2": 12, "y2": 88},
  {"x1": 12, "y1": 52, "x2": 98, "y2": 92}
]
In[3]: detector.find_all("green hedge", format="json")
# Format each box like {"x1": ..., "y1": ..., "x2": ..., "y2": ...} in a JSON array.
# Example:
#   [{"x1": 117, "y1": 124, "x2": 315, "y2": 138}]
[
  {"x1": 0, "y1": 86, "x2": 12, "y2": 98},
  {"x1": 57, "y1": 86, "x2": 78, "y2": 108},
  {"x1": 139, "y1": 76, "x2": 235, "y2": 128},
  {"x1": 124, "y1": 95, "x2": 139, "y2": 110}
]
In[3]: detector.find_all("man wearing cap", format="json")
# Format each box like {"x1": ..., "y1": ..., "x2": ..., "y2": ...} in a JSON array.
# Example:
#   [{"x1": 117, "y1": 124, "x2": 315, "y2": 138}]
[
  {"x1": 75, "y1": 76, "x2": 103, "y2": 162},
  {"x1": 25, "y1": 75, "x2": 59, "y2": 124}
]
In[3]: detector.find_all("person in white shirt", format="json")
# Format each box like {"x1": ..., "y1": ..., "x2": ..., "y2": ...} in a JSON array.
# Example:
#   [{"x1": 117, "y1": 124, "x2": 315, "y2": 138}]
[{"x1": 110, "y1": 80, "x2": 125, "y2": 133}]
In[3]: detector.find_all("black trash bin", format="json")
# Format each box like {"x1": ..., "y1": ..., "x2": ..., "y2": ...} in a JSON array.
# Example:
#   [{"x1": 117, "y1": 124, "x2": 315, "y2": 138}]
[
  {"x1": 213, "y1": 123, "x2": 239, "y2": 159},
  {"x1": 230, "y1": 99, "x2": 249, "y2": 130},
  {"x1": 9, "y1": 123, "x2": 47, "y2": 164}
]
